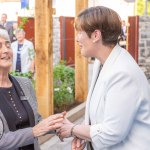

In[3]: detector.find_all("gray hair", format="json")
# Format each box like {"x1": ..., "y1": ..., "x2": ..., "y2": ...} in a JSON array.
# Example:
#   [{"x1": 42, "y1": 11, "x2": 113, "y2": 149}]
[
  {"x1": 15, "y1": 28, "x2": 25, "y2": 35},
  {"x1": 1, "y1": 13, "x2": 7, "y2": 18},
  {"x1": 0, "y1": 29, "x2": 10, "y2": 41}
]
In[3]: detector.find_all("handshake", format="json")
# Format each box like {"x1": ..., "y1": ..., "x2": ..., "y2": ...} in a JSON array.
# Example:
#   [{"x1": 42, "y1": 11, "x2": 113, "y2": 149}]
[{"x1": 32, "y1": 111, "x2": 86, "y2": 150}]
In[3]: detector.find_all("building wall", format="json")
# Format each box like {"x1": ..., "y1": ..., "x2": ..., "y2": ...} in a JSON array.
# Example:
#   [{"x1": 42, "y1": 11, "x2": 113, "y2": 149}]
[
  {"x1": 88, "y1": 0, "x2": 134, "y2": 21},
  {"x1": 138, "y1": 16, "x2": 150, "y2": 79},
  {"x1": 53, "y1": 17, "x2": 60, "y2": 66},
  {"x1": 0, "y1": 2, "x2": 20, "y2": 21},
  {"x1": 53, "y1": 0, "x2": 75, "y2": 17}
]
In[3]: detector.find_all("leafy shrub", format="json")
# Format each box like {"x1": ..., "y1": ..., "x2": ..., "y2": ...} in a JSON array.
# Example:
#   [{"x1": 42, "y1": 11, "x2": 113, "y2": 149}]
[
  {"x1": 10, "y1": 71, "x2": 33, "y2": 79},
  {"x1": 53, "y1": 62, "x2": 75, "y2": 112},
  {"x1": 9, "y1": 71, "x2": 35, "y2": 87},
  {"x1": 10, "y1": 63, "x2": 75, "y2": 113},
  {"x1": 18, "y1": 17, "x2": 29, "y2": 29}
]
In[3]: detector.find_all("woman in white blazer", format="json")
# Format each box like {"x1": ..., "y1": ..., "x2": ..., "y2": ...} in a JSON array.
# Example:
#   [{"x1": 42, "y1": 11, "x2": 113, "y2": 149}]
[
  {"x1": 58, "y1": 6, "x2": 150, "y2": 150},
  {"x1": 11, "y1": 29, "x2": 35, "y2": 73}
]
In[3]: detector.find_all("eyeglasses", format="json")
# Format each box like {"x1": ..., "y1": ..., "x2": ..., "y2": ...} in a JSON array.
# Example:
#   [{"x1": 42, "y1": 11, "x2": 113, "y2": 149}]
[{"x1": 0, "y1": 41, "x2": 11, "y2": 49}]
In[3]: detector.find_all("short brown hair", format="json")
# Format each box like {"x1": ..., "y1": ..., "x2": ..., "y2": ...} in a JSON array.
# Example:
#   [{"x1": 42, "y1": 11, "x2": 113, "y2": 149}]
[{"x1": 75, "y1": 6, "x2": 122, "y2": 45}]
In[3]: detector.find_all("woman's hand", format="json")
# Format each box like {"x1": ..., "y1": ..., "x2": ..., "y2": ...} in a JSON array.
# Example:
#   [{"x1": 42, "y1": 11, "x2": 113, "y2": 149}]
[
  {"x1": 72, "y1": 137, "x2": 86, "y2": 150},
  {"x1": 32, "y1": 113, "x2": 65, "y2": 137},
  {"x1": 58, "y1": 118, "x2": 74, "y2": 139}
]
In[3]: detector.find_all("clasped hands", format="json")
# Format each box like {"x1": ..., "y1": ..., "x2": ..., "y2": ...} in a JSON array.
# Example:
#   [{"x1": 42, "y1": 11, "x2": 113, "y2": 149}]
[
  {"x1": 56, "y1": 116, "x2": 86, "y2": 150},
  {"x1": 32, "y1": 112, "x2": 66, "y2": 137},
  {"x1": 33, "y1": 111, "x2": 86, "y2": 150}
]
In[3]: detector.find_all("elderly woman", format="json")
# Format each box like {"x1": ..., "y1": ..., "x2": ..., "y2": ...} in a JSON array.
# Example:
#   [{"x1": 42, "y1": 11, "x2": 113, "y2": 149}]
[
  {"x1": 58, "y1": 6, "x2": 150, "y2": 150},
  {"x1": 0, "y1": 28, "x2": 64, "y2": 150}
]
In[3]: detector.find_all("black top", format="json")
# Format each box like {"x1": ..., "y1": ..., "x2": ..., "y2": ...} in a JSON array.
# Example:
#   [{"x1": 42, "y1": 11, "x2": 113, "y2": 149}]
[
  {"x1": 0, "y1": 85, "x2": 34, "y2": 150},
  {"x1": 0, "y1": 85, "x2": 29, "y2": 128}
]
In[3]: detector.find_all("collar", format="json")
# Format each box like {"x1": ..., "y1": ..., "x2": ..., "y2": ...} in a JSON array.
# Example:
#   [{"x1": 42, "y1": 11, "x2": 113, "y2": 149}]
[{"x1": 9, "y1": 74, "x2": 28, "y2": 101}]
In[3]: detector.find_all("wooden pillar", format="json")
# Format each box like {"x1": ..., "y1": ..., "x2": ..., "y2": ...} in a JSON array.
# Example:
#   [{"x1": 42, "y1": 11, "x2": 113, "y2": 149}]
[
  {"x1": 127, "y1": 16, "x2": 139, "y2": 63},
  {"x1": 35, "y1": 0, "x2": 53, "y2": 118},
  {"x1": 75, "y1": 0, "x2": 88, "y2": 102}
]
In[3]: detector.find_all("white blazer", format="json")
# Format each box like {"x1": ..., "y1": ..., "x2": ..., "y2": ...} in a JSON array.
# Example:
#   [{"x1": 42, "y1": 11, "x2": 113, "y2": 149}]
[
  {"x1": 11, "y1": 39, "x2": 35, "y2": 73},
  {"x1": 85, "y1": 44, "x2": 150, "y2": 150}
]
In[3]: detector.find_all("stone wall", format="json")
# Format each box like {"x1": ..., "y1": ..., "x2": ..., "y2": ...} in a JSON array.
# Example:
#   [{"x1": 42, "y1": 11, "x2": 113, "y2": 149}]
[
  {"x1": 53, "y1": 17, "x2": 60, "y2": 66},
  {"x1": 138, "y1": 16, "x2": 150, "y2": 79}
]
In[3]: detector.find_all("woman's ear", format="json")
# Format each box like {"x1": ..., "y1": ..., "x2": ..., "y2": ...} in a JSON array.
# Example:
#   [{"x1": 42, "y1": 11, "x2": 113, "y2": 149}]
[{"x1": 92, "y1": 29, "x2": 102, "y2": 43}]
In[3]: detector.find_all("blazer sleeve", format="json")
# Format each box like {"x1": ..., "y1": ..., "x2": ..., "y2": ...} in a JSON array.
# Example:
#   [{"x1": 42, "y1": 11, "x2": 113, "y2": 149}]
[
  {"x1": 0, "y1": 124, "x2": 34, "y2": 150},
  {"x1": 90, "y1": 71, "x2": 141, "y2": 149}
]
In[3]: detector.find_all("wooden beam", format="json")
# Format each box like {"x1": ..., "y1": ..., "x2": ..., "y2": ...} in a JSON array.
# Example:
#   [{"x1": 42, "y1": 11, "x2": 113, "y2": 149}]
[
  {"x1": 35, "y1": 0, "x2": 53, "y2": 118},
  {"x1": 75, "y1": 0, "x2": 88, "y2": 103}
]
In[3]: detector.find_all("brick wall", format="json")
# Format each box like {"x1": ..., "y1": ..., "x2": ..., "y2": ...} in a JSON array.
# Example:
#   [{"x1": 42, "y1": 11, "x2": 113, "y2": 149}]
[
  {"x1": 138, "y1": 16, "x2": 150, "y2": 79},
  {"x1": 53, "y1": 17, "x2": 60, "y2": 65}
]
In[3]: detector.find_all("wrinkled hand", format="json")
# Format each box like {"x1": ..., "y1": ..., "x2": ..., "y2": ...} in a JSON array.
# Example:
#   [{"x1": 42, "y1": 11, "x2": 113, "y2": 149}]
[
  {"x1": 57, "y1": 118, "x2": 74, "y2": 139},
  {"x1": 33, "y1": 113, "x2": 65, "y2": 137},
  {"x1": 72, "y1": 137, "x2": 86, "y2": 150},
  {"x1": 56, "y1": 112, "x2": 76, "y2": 141}
]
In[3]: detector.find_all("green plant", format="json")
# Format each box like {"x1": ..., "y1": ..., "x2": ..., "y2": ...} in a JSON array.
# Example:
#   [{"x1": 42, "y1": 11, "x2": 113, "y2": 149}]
[
  {"x1": 10, "y1": 71, "x2": 33, "y2": 79},
  {"x1": 53, "y1": 62, "x2": 75, "y2": 112},
  {"x1": 9, "y1": 71, "x2": 35, "y2": 86},
  {"x1": 18, "y1": 17, "x2": 28, "y2": 29},
  {"x1": 10, "y1": 62, "x2": 75, "y2": 112}
]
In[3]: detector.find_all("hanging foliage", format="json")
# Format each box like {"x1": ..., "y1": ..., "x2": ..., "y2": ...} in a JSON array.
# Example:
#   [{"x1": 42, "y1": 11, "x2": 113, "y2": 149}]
[{"x1": 18, "y1": 17, "x2": 28, "y2": 29}]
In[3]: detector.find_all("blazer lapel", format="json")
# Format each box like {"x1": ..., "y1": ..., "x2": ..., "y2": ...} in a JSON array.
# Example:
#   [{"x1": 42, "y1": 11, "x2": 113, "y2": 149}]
[
  {"x1": 94, "y1": 44, "x2": 122, "y2": 120},
  {"x1": 22, "y1": 39, "x2": 28, "y2": 50},
  {"x1": 9, "y1": 75, "x2": 35, "y2": 126},
  {"x1": 85, "y1": 59, "x2": 102, "y2": 124},
  {"x1": 98, "y1": 44, "x2": 122, "y2": 82},
  {"x1": 85, "y1": 44, "x2": 122, "y2": 124}
]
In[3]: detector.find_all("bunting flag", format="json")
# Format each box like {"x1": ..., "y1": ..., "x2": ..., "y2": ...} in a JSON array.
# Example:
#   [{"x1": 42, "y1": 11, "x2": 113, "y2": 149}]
[{"x1": 21, "y1": 0, "x2": 29, "y2": 9}]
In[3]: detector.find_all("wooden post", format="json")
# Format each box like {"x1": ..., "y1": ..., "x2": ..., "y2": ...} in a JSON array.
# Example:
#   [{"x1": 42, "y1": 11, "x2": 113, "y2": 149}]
[
  {"x1": 127, "y1": 16, "x2": 139, "y2": 63},
  {"x1": 75, "y1": 0, "x2": 88, "y2": 102},
  {"x1": 35, "y1": 0, "x2": 53, "y2": 118}
]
